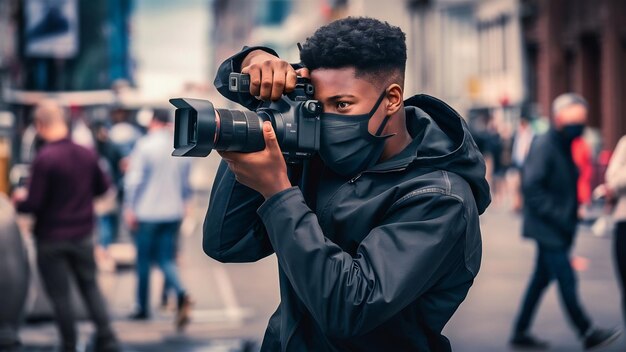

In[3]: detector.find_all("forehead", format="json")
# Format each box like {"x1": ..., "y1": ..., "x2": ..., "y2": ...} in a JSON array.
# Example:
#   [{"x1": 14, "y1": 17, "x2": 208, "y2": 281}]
[
  {"x1": 310, "y1": 67, "x2": 377, "y2": 99},
  {"x1": 557, "y1": 104, "x2": 588, "y2": 123}
]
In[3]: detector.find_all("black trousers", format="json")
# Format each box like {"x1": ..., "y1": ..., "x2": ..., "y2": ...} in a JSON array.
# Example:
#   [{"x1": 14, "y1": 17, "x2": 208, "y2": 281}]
[
  {"x1": 513, "y1": 244, "x2": 591, "y2": 336},
  {"x1": 614, "y1": 221, "x2": 626, "y2": 324},
  {"x1": 36, "y1": 237, "x2": 115, "y2": 350}
]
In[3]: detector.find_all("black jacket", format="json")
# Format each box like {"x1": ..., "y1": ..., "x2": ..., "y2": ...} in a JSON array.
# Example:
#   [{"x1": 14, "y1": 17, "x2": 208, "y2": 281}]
[
  {"x1": 203, "y1": 48, "x2": 491, "y2": 351},
  {"x1": 522, "y1": 129, "x2": 579, "y2": 248}
]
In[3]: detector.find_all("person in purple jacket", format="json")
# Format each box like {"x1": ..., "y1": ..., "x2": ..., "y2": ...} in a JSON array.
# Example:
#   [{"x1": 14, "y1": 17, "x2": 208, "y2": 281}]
[{"x1": 12, "y1": 99, "x2": 120, "y2": 352}]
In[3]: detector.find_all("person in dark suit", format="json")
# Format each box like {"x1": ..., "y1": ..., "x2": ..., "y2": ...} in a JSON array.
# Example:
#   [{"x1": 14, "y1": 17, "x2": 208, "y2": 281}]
[{"x1": 510, "y1": 93, "x2": 620, "y2": 350}]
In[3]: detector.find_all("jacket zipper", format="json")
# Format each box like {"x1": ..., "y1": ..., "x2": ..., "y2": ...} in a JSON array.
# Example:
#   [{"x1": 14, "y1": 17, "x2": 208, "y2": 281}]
[
  {"x1": 349, "y1": 167, "x2": 408, "y2": 183},
  {"x1": 348, "y1": 167, "x2": 406, "y2": 183},
  {"x1": 349, "y1": 174, "x2": 362, "y2": 183}
]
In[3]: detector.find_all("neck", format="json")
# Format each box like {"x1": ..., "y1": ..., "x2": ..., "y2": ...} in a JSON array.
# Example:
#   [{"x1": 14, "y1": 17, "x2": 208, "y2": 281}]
[
  {"x1": 45, "y1": 126, "x2": 69, "y2": 142},
  {"x1": 380, "y1": 110, "x2": 412, "y2": 161}
]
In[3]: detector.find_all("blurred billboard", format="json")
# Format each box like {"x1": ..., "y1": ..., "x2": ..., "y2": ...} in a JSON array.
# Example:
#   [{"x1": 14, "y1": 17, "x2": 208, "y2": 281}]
[{"x1": 24, "y1": 0, "x2": 78, "y2": 59}]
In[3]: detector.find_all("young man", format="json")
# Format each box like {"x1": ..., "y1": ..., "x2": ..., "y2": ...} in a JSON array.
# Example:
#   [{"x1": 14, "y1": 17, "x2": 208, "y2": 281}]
[
  {"x1": 13, "y1": 99, "x2": 120, "y2": 352},
  {"x1": 124, "y1": 110, "x2": 193, "y2": 330},
  {"x1": 510, "y1": 93, "x2": 620, "y2": 350},
  {"x1": 204, "y1": 17, "x2": 490, "y2": 351}
]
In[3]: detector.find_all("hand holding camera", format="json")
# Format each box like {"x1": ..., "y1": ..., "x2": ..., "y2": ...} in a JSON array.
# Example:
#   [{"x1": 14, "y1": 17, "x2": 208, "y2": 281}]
[
  {"x1": 169, "y1": 50, "x2": 320, "y2": 197},
  {"x1": 219, "y1": 121, "x2": 291, "y2": 199},
  {"x1": 170, "y1": 54, "x2": 321, "y2": 162},
  {"x1": 240, "y1": 49, "x2": 309, "y2": 101}
]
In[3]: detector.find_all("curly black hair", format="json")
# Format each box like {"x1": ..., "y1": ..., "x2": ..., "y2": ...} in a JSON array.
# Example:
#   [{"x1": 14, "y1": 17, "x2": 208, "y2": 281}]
[{"x1": 300, "y1": 17, "x2": 407, "y2": 87}]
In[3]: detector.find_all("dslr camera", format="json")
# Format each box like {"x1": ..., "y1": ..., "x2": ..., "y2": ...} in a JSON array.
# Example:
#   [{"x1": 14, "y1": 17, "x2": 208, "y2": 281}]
[{"x1": 170, "y1": 73, "x2": 322, "y2": 163}]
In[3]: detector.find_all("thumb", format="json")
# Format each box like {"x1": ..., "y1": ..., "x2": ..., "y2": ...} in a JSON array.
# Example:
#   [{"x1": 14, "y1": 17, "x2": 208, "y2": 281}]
[{"x1": 263, "y1": 121, "x2": 280, "y2": 151}]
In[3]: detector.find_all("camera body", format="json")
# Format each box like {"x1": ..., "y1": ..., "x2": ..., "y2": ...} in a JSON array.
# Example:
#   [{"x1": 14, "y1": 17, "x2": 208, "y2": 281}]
[{"x1": 170, "y1": 73, "x2": 321, "y2": 163}]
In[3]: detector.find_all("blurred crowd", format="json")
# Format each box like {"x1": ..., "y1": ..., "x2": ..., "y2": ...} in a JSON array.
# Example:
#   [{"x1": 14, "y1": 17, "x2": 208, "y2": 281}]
[
  {"x1": 468, "y1": 94, "x2": 626, "y2": 349},
  {"x1": 6, "y1": 98, "x2": 193, "y2": 352},
  {"x1": 468, "y1": 104, "x2": 610, "y2": 218}
]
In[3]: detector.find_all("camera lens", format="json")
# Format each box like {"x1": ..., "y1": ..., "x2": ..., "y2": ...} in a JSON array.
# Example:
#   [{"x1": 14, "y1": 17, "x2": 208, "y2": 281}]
[
  {"x1": 214, "y1": 109, "x2": 266, "y2": 152},
  {"x1": 170, "y1": 98, "x2": 281, "y2": 157},
  {"x1": 171, "y1": 98, "x2": 217, "y2": 157},
  {"x1": 171, "y1": 94, "x2": 319, "y2": 159}
]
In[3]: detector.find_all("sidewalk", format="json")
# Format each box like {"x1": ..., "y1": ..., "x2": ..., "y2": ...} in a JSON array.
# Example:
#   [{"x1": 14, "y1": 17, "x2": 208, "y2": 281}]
[{"x1": 445, "y1": 203, "x2": 624, "y2": 351}]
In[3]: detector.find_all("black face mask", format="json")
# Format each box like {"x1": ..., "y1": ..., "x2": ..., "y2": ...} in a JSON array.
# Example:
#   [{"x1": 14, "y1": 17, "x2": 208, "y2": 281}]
[
  {"x1": 319, "y1": 90, "x2": 394, "y2": 177},
  {"x1": 561, "y1": 123, "x2": 585, "y2": 142}
]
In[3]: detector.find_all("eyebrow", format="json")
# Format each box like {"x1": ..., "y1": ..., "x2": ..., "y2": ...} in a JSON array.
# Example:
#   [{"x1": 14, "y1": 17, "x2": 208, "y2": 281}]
[{"x1": 325, "y1": 94, "x2": 357, "y2": 101}]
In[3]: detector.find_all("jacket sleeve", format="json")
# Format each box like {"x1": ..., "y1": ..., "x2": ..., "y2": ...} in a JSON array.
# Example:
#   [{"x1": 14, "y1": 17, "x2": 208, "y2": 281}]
[
  {"x1": 522, "y1": 139, "x2": 574, "y2": 231},
  {"x1": 606, "y1": 136, "x2": 626, "y2": 196},
  {"x1": 214, "y1": 46, "x2": 279, "y2": 110},
  {"x1": 202, "y1": 160, "x2": 274, "y2": 263},
  {"x1": 256, "y1": 186, "x2": 468, "y2": 338}
]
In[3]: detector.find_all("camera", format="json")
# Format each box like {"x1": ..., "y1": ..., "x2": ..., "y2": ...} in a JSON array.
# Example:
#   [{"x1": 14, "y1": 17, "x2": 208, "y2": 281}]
[{"x1": 170, "y1": 73, "x2": 322, "y2": 163}]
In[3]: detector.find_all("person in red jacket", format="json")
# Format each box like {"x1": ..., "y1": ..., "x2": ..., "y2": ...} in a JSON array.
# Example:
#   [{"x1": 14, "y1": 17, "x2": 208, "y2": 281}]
[{"x1": 572, "y1": 136, "x2": 593, "y2": 208}]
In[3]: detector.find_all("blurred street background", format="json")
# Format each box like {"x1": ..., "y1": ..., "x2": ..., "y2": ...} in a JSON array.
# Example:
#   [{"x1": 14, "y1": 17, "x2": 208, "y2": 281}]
[{"x1": 1, "y1": 0, "x2": 626, "y2": 351}]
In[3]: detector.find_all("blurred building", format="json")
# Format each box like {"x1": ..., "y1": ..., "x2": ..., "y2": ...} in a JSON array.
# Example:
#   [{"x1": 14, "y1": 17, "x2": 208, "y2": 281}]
[
  {"x1": 0, "y1": 0, "x2": 17, "y2": 109},
  {"x1": 211, "y1": 0, "x2": 625, "y2": 151},
  {"x1": 10, "y1": 0, "x2": 133, "y2": 92},
  {"x1": 0, "y1": 0, "x2": 17, "y2": 92},
  {"x1": 211, "y1": 0, "x2": 526, "y2": 123},
  {"x1": 521, "y1": 0, "x2": 626, "y2": 150},
  {"x1": 211, "y1": 0, "x2": 259, "y2": 74},
  {"x1": 211, "y1": 0, "x2": 346, "y2": 72},
  {"x1": 405, "y1": 0, "x2": 526, "y2": 131}
]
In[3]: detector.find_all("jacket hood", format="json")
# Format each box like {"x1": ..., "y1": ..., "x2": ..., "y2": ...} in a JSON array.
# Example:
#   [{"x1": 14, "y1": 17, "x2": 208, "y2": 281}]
[{"x1": 372, "y1": 94, "x2": 491, "y2": 214}]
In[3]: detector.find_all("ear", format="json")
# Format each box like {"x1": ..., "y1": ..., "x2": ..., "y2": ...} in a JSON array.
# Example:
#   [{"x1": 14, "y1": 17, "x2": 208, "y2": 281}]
[{"x1": 385, "y1": 84, "x2": 404, "y2": 116}]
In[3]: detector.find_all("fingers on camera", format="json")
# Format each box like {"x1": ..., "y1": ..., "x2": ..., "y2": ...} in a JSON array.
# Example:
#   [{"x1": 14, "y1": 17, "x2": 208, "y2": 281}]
[
  {"x1": 285, "y1": 70, "x2": 297, "y2": 93},
  {"x1": 271, "y1": 71, "x2": 286, "y2": 101},
  {"x1": 245, "y1": 60, "x2": 296, "y2": 101},
  {"x1": 260, "y1": 61, "x2": 274, "y2": 99}
]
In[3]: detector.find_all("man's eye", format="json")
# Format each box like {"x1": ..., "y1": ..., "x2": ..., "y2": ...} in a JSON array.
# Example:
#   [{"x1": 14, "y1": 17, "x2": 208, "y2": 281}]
[{"x1": 336, "y1": 102, "x2": 350, "y2": 110}]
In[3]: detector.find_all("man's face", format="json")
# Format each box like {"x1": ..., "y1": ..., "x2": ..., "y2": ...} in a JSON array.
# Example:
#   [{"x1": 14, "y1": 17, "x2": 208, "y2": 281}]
[
  {"x1": 311, "y1": 67, "x2": 388, "y2": 135},
  {"x1": 554, "y1": 104, "x2": 588, "y2": 130}
]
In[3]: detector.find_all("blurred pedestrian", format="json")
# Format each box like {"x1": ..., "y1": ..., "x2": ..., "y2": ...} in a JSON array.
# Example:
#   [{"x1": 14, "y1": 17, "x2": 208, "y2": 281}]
[
  {"x1": 606, "y1": 135, "x2": 626, "y2": 324},
  {"x1": 487, "y1": 117, "x2": 507, "y2": 204},
  {"x1": 92, "y1": 121, "x2": 123, "y2": 271},
  {"x1": 123, "y1": 109, "x2": 193, "y2": 330},
  {"x1": 108, "y1": 107, "x2": 142, "y2": 206},
  {"x1": 109, "y1": 107, "x2": 142, "y2": 158},
  {"x1": 12, "y1": 99, "x2": 120, "y2": 352},
  {"x1": 69, "y1": 105, "x2": 96, "y2": 150},
  {"x1": 510, "y1": 93, "x2": 620, "y2": 350},
  {"x1": 511, "y1": 109, "x2": 535, "y2": 212}
]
